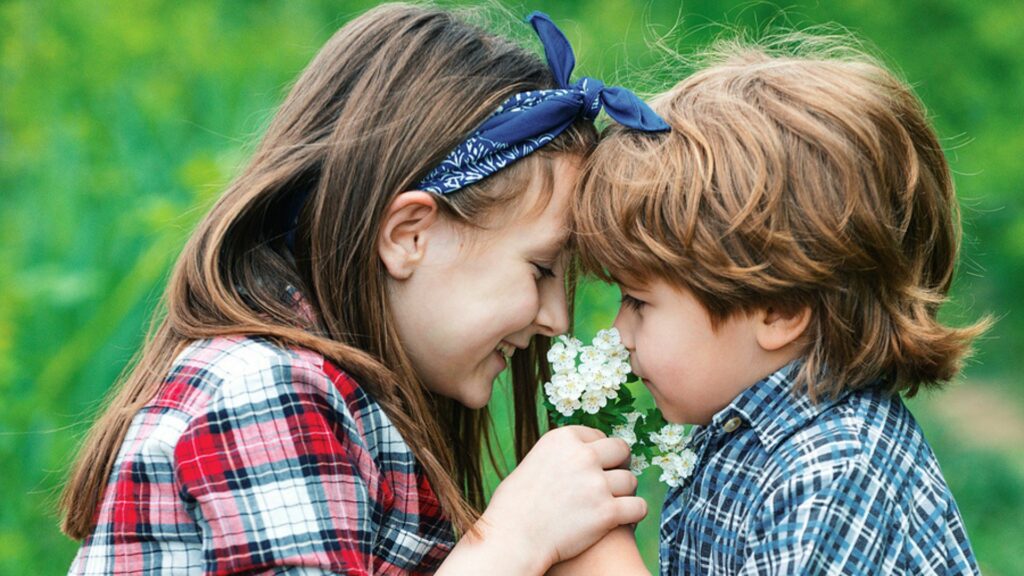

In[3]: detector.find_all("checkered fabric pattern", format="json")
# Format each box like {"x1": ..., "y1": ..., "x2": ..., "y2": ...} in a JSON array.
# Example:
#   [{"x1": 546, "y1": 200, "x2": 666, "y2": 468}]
[
  {"x1": 660, "y1": 361, "x2": 979, "y2": 575},
  {"x1": 69, "y1": 336, "x2": 454, "y2": 575}
]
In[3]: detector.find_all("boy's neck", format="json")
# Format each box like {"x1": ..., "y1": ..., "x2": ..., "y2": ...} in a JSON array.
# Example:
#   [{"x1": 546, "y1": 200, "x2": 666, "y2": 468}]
[{"x1": 700, "y1": 347, "x2": 807, "y2": 426}]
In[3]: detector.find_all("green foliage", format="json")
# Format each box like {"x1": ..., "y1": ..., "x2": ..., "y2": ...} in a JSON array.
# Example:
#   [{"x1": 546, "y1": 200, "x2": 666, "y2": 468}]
[{"x1": 2, "y1": 0, "x2": 1020, "y2": 573}]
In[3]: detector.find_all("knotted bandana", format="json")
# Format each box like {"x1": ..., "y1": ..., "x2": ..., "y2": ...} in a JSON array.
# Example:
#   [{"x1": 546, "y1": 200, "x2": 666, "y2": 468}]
[{"x1": 414, "y1": 11, "x2": 670, "y2": 195}]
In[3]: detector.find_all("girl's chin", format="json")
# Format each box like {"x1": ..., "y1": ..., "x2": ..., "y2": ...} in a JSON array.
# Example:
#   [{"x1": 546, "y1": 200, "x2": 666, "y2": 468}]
[
  {"x1": 443, "y1": 352, "x2": 506, "y2": 409},
  {"x1": 456, "y1": 382, "x2": 494, "y2": 409}
]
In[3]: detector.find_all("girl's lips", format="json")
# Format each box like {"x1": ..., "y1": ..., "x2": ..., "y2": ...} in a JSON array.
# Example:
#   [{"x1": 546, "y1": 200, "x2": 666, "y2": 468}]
[
  {"x1": 496, "y1": 341, "x2": 517, "y2": 358},
  {"x1": 493, "y1": 348, "x2": 508, "y2": 369}
]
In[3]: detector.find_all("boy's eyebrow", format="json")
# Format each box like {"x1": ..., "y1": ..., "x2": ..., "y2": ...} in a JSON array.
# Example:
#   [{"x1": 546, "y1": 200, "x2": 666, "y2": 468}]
[
  {"x1": 610, "y1": 273, "x2": 640, "y2": 291},
  {"x1": 610, "y1": 272, "x2": 652, "y2": 294}
]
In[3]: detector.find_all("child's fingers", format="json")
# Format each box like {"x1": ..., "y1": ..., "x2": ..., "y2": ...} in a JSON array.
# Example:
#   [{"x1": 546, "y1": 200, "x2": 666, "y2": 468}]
[
  {"x1": 558, "y1": 425, "x2": 607, "y2": 443},
  {"x1": 611, "y1": 495, "x2": 648, "y2": 526},
  {"x1": 589, "y1": 437, "x2": 631, "y2": 469},
  {"x1": 604, "y1": 469, "x2": 638, "y2": 497}
]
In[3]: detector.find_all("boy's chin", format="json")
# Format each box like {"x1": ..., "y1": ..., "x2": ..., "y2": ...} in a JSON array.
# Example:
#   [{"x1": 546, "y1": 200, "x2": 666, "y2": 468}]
[
  {"x1": 645, "y1": 384, "x2": 691, "y2": 424},
  {"x1": 654, "y1": 400, "x2": 704, "y2": 426}
]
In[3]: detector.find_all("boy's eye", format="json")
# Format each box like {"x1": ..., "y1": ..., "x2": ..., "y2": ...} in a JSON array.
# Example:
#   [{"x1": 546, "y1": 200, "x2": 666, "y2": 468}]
[
  {"x1": 533, "y1": 263, "x2": 556, "y2": 280},
  {"x1": 620, "y1": 293, "x2": 646, "y2": 312}
]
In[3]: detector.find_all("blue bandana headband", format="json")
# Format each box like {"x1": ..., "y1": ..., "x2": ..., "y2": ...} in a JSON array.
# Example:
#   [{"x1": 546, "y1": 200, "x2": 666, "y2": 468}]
[
  {"x1": 414, "y1": 11, "x2": 670, "y2": 195},
  {"x1": 284, "y1": 12, "x2": 668, "y2": 250}
]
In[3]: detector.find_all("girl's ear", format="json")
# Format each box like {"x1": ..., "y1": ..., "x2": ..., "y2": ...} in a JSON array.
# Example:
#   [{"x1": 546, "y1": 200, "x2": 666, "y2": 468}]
[
  {"x1": 755, "y1": 305, "x2": 812, "y2": 352},
  {"x1": 378, "y1": 191, "x2": 439, "y2": 280}
]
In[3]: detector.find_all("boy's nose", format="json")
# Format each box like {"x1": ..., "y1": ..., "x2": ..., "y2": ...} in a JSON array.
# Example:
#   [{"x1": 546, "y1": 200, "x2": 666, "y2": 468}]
[{"x1": 612, "y1": 311, "x2": 635, "y2": 351}]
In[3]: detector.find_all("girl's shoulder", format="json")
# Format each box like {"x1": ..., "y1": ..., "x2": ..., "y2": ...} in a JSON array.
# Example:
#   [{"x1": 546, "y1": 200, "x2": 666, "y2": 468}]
[
  {"x1": 74, "y1": 335, "x2": 453, "y2": 573},
  {"x1": 151, "y1": 334, "x2": 403, "y2": 467},
  {"x1": 150, "y1": 334, "x2": 342, "y2": 415}
]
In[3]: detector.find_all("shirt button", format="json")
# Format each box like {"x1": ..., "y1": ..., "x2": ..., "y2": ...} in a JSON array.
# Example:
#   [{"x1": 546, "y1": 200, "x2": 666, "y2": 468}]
[{"x1": 722, "y1": 416, "x2": 743, "y2": 433}]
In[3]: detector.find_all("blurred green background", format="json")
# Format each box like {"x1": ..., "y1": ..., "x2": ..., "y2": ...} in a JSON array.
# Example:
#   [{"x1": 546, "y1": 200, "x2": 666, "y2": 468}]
[{"x1": 2, "y1": 0, "x2": 1021, "y2": 573}]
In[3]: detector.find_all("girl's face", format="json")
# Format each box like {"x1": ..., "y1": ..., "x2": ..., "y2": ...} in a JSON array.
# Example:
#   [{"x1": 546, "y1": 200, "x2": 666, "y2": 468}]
[{"x1": 383, "y1": 156, "x2": 578, "y2": 408}]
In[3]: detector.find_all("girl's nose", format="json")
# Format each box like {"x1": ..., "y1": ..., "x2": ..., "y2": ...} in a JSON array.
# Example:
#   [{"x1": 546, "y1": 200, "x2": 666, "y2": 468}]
[{"x1": 534, "y1": 281, "x2": 570, "y2": 337}]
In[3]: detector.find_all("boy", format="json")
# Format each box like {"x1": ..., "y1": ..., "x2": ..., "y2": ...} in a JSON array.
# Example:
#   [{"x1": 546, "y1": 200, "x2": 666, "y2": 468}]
[{"x1": 569, "y1": 38, "x2": 988, "y2": 574}]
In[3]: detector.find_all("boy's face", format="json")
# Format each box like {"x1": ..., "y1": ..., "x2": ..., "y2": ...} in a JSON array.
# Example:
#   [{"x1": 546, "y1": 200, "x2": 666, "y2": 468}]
[{"x1": 613, "y1": 278, "x2": 770, "y2": 425}]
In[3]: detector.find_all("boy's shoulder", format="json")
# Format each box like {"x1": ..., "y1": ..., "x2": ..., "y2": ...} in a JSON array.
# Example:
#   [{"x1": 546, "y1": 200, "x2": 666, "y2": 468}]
[
  {"x1": 767, "y1": 387, "x2": 932, "y2": 494},
  {"x1": 773, "y1": 386, "x2": 921, "y2": 466},
  {"x1": 720, "y1": 363, "x2": 936, "y2": 495}
]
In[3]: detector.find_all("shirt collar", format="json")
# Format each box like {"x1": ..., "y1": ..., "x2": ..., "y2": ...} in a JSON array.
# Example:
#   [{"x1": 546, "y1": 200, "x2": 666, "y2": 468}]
[{"x1": 704, "y1": 359, "x2": 849, "y2": 452}]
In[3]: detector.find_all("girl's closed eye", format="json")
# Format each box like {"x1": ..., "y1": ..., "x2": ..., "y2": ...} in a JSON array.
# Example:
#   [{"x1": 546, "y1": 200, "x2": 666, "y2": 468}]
[
  {"x1": 620, "y1": 293, "x2": 646, "y2": 312},
  {"x1": 533, "y1": 262, "x2": 557, "y2": 280}
]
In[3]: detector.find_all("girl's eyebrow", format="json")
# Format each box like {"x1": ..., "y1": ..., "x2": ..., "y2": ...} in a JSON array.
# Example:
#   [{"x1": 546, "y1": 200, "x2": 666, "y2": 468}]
[{"x1": 533, "y1": 230, "x2": 571, "y2": 260}]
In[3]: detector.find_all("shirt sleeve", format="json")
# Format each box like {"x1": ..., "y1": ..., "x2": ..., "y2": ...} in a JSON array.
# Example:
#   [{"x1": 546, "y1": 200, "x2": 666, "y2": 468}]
[
  {"x1": 173, "y1": 352, "x2": 385, "y2": 576},
  {"x1": 739, "y1": 460, "x2": 896, "y2": 575}
]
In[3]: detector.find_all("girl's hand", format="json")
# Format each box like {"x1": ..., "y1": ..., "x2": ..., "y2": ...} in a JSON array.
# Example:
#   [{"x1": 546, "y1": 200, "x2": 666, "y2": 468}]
[{"x1": 438, "y1": 425, "x2": 646, "y2": 575}]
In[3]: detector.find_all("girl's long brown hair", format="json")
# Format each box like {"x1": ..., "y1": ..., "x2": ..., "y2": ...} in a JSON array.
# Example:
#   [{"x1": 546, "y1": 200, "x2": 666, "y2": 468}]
[{"x1": 61, "y1": 3, "x2": 595, "y2": 539}]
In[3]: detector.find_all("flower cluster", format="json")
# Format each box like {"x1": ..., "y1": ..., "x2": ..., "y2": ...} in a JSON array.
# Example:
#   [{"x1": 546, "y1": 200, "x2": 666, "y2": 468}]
[
  {"x1": 542, "y1": 329, "x2": 698, "y2": 487},
  {"x1": 544, "y1": 329, "x2": 630, "y2": 417}
]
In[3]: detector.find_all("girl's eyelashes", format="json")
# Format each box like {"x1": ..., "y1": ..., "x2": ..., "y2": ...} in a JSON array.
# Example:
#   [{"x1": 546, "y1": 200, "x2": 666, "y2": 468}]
[
  {"x1": 533, "y1": 263, "x2": 557, "y2": 279},
  {"x1": 620, "y1": 293, "x2": 646, "y2": 312}
]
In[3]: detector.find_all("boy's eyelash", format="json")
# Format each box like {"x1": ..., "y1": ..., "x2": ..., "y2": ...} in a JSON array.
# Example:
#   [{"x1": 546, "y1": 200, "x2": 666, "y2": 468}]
[
  {"x1": 620, "y1": 294, "x2": 645, "y2": 311},
  {"x1": 534, "y1": 263, "x2": 556, "y2": 279}
]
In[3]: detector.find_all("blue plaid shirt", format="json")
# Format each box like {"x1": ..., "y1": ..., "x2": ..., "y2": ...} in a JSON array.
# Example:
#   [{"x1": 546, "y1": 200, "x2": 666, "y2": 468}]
[{"x1": 660, "y1": 361, "x2": 978, "y2": 575}]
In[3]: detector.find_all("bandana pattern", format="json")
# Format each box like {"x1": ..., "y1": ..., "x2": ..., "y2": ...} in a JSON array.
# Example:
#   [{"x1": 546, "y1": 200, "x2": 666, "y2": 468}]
[{"x1": 415, "y1": 13, "x2": 669, "y2": 195}]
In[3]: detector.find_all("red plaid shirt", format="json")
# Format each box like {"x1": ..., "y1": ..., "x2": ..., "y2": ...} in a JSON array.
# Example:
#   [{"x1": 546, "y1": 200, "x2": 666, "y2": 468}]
[{"x1": 69, "y1": 335, "x2": 454, "y2": 575}]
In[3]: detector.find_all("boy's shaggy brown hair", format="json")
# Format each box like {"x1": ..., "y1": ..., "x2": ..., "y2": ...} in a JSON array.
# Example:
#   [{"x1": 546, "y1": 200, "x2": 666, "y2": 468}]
[{"x1": 574, "y1": 36, "x2": 990, "y2": 400}]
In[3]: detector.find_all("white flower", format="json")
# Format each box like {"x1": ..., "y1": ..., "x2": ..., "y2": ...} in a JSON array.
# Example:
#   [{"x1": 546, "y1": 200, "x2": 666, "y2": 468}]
[
  {"x1": 593, "y1": 328, "x2": 622, "y2": 352},
  {"x1": 625, "y1": 411, "x2": 643, "y2": 426},
  {"x1": 676, "y1": 449, "x2": 697, "y2": 479},
  {"x1": 651, "y1": 449, "x2": 698, "y2": 487},
  {"x1": 630, "y1": 453, "x2": 650, "y2": 475},
  {"x1": 579, "y1": 346, "x2": 605, "y2": 366},
  {"x1": 576, "y1": 361, "x2": 598, "y2": 378},
  {"x1": 562, "y1": 372, "x2": 586, "y2": 399},
  {"x1": 554, "y1": 396, "x2": 581, "y2": 417},
  {"x1": 650, "y1": 454, "x2": 680, "y2": 486},
  {"x1": 544, "y1": 374, "x2": 565, "y2": 397},
  {"x1": 557, "y1": 335, "x2": 583, "y2": 356},
  {"x1": 609, "y1": 359, "x2": 632, "y2": 381},
  {"x1": 551, "y1": 359, "x2": 575, "y2": 375},
  {"x1": 607, "y1": 347, "x2": 630, "y2": 363},
  {"x1": 594, "y1": 365, "x2": 621, "y2": 396},
  {"x1": 612, "y1": 424, "x2": 637, "y2": 447},
  {"x1": 659, "y1": 466, "x2": 683, "y2": 487},
  {"x1": 650, "y1": 424, "x2": 690, "y2": 453},
  {"x1": 547, "y1": 341, "x2": 576, "y2": 366},
  {"x1": 595, "y1": 376, "x2": 620, "y2": 401},
  {"x1": 580, "y1": 390, "x2": 607, "y2": 414}
]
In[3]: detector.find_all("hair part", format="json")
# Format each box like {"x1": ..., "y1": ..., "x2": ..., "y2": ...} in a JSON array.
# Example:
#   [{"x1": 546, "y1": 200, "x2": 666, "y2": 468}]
[
  {"x1": 61, "y1": 2, "x2": 594, "y2": 540},
  {"x1": 574, "y1": 32, "x2": 990, "y2": 401}
]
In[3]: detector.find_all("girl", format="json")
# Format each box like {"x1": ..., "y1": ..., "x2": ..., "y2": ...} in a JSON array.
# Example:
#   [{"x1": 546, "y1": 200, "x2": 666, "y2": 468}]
[{"x1": 60, "y1": 4, "x2": 667, "y2": 575}]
